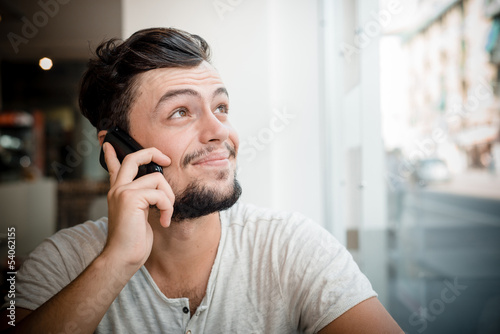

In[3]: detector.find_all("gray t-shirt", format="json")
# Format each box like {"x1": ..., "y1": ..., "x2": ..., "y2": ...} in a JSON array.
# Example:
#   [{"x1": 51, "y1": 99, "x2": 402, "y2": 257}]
[{"x1": 7, "y1": 202, "x2": 376, "y2": 333}]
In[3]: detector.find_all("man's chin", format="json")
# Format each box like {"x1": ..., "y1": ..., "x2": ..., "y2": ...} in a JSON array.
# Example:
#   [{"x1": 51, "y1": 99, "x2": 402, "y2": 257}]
[{"x1": 170, "y1": 176, "x2": 242, "y2": 222}]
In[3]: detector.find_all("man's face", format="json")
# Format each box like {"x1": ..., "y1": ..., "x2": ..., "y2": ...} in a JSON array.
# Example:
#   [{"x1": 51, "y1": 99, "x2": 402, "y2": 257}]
[{"x1": 127, "y1": 61, "x2": 241, "y2": 220}]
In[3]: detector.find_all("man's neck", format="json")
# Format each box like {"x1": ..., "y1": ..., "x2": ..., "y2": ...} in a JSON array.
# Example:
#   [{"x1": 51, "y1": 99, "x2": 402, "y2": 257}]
[{"x1": 144, "y1": 210, "x2": 222, "y2": 278}]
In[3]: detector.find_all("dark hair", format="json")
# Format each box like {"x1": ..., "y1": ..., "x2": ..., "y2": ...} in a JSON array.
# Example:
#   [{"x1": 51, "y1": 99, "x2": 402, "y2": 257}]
[{"x1": 79, "y1": 27, "x2": 211, "y2": 132}]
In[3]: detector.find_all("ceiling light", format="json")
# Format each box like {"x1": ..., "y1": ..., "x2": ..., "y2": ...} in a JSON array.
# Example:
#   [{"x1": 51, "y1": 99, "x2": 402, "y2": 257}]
[{"x1": 39, "y1": 57, "x2": 53, "y2": 70}]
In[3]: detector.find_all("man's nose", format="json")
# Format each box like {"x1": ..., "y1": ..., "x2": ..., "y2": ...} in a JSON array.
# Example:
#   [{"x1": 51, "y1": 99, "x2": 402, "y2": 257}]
[{"x1": 198, "y1": 107, "x2": 230, "y2": 143}]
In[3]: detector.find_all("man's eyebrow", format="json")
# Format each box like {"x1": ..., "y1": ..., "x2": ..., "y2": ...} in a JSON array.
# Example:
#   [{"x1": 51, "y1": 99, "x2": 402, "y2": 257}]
[
  {"x1": 152, "y1": 88, "x2": 200, "y2": 116},
  {"x1": 213, "y1": 87, "x2": 229, "y2": 99},
  {"x1": 156, "y1": 89, "x2": 200, "y2": 106},
  {"x1": 153, "y1": 87, "x2": 228, "y2": 114}
]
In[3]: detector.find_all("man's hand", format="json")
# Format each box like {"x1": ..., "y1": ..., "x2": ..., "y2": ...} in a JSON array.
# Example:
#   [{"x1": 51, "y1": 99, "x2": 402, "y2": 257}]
[{"x1": 102, "y1": 142, "x2": 173, "y2": 270}]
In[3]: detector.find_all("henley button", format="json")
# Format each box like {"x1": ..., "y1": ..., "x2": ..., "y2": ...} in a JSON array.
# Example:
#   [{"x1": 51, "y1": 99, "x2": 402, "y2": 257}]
[{"x1": 182, "y1": 307, "x2": 189, "y2": 314}]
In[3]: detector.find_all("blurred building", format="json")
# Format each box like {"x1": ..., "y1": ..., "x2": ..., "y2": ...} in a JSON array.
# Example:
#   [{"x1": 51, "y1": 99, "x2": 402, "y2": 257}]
[{"x1": 393, "y1": 0, "x2": 500, "y2": 173}]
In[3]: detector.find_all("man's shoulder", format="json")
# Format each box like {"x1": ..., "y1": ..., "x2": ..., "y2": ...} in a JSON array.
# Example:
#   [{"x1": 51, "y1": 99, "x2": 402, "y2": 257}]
[
  {"x1": 221, "y1": 202, "x2": 341, "y2": 252},
  {"x1": 43, "y1": 218, "x2": 109, "y2": 257},
  {"x1": 51, "y1": 218, "x2": 108, "y2": 241}
]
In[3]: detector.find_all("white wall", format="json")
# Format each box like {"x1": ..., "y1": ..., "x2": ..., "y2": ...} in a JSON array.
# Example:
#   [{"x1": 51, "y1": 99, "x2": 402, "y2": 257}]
[
  {"x1": 122, "y1": 0, "x2": 324, "y2": 225},
  {"x1": 0, "y1": 179, "x2": 57, "y2": 257}
]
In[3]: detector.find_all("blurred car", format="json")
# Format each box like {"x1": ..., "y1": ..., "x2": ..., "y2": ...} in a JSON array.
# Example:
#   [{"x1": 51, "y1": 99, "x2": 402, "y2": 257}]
[{"x1": 413, "y1": 158, "x2": 451, "y2": 186}]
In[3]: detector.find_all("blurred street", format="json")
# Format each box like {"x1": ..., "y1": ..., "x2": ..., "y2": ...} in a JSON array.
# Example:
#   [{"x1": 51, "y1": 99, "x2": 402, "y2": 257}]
[{"x1": 388, "y1": 185, "x2": 500, "y2": 333}]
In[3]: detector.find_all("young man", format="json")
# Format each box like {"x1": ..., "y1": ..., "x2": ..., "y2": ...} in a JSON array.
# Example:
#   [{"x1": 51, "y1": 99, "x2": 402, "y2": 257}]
[{"x1": 1, "y1": 28, "x2": 402, "y2": 333}]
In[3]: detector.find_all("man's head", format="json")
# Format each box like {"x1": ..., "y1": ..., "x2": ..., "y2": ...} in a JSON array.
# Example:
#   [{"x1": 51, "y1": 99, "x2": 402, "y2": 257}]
[
  {"x1": 79, "y1": 27, "x2": 211, "y2": 132},
  {"x1": 79, "y1": 28, "x2": 241, "y2": 221}
]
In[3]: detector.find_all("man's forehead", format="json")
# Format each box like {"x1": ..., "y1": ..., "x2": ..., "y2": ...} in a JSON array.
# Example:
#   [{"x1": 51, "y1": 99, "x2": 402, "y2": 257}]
[{"x1": 136, "y1": 62, "x2": 224, "y2": 91}]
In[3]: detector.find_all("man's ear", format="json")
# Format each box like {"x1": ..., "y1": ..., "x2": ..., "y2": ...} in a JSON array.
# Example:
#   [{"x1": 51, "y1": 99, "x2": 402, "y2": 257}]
[{"x1": 98, "y1": 130, "x2": 108, "y2": 146}]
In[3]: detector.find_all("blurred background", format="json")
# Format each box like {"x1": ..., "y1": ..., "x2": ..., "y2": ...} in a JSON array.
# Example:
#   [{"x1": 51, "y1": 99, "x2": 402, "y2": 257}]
[{"x1": 0, "y1": 0, "x2": 499, "y2": 332}]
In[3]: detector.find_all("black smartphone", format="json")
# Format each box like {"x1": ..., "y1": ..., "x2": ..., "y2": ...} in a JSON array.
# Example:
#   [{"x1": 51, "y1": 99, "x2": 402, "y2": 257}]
[{"x1": 99, "y1": 126, "x2": 163, "y2": 179}]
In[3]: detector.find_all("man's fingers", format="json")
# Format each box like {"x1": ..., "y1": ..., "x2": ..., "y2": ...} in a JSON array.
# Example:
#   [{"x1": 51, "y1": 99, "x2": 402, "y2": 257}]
[
  {"x1": 103, "y1": 142, "x2": 121, "y2": 185},
  {"x1": 122, "y1": 172, "x2": 175, "y2": 204},
  {"x1": 102, "y1": 144, "x2": 172, "y2": 186},
  {"x1": 113, "y1": 188, "x2": 173, "y2": 227},
  {"x1": 103, "y1": 145, "x2": 174, "y2": 229},
  {"x1": 114, "y1": 148, "x2": 171, "y2": 185}
]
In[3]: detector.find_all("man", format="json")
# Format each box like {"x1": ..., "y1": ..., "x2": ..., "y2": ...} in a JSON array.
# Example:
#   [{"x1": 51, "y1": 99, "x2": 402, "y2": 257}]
[{"x1": 1, "y1": 28, "x2": 402, "y2": 333}]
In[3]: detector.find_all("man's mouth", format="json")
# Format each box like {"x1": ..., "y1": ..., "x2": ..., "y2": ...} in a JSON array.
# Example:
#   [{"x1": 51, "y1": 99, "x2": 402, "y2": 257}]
[
  {"x1": 183, "y1": 142, "x2": 236, "y2": 168},
  {"x1": 191, "y1": 151, "x2": 230, "y2": 166}
]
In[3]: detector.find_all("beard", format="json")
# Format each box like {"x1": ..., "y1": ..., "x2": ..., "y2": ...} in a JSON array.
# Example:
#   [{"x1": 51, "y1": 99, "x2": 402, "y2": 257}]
[{"x1": 170, "y1": 174, "x2": 242, "y2": 222}]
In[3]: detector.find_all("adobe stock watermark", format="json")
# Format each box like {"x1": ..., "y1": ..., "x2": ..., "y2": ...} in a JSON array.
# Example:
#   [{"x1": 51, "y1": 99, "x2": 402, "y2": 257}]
[
  {"x1": 213, "y1": 0, "x2": 244, "y2": 20},
  {"x1": 409, "y1": 277, "x2": 467, "y2": 333},
  {"x1": 7, "y1": 0, "x2": 71, "y2": 54},
  {"x1": 386, "y1": 79, "x2": 493, "y2": 191},
  {"x1": 238, "y1": 106, "x2": 295, "y2": 163},
  {"x1": 340, "y1": 0, "x2": 403, "y2": 63}
]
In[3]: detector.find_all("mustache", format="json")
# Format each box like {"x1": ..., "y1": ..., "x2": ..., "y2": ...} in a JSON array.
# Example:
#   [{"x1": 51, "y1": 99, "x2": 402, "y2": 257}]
[{"x1": 182, "y1": 142, "x2": 236, "y2": 168}]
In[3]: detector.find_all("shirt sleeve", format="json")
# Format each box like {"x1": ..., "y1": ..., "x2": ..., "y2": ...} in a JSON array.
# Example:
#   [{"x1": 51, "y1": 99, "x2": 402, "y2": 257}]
[
  {"x1": 2, "y1": 220, "x2": 108, "y2": 311},
  {"x1": 276, "y1": 213, "x2": 377, "y2": 334}
]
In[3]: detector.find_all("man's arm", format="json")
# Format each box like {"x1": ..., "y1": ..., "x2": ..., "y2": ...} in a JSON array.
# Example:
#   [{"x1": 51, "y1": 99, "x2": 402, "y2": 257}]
[
  {"x1": 0, "y1": 145, "x2": 173, "y2": 333},
  {"x1": 1, "y1": 251, "x2": 135, "y2": 333},
  {"x1": 318, "y1": 297, "x2": 403, "y2": 334}
]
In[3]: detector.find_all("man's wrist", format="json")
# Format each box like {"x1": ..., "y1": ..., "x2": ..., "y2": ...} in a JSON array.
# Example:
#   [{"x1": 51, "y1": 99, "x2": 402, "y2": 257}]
[{"x1": 95, "y1": 248, "x2": 141, "y2": 287}]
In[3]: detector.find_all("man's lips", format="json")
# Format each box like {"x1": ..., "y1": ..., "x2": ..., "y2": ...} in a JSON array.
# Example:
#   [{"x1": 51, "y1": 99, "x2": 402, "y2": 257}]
[
  {"x1": 182, "y1": 143, "x2": 237, "y2": 168},
  {"x1": 191, "y1": 151, "x2": 231, "y2": 165}
]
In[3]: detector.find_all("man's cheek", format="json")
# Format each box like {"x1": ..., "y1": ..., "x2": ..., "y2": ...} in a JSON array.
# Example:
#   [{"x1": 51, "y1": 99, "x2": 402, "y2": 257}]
[
  {"x1": 163, "y1": 166, "x2": 182, "y2": 192},
  {"x1": 229, "y1": 128, "x2": 239, "y2": 154}
]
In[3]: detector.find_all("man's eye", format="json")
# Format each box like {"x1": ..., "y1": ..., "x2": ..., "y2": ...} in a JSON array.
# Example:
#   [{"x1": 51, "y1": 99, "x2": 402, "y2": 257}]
[
  {"x1": 171, "y1": 109, "x2": 188, "y2": 118},
  {"x1": 215, "y1": 104, "x2": 229, "y2": 114}
]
